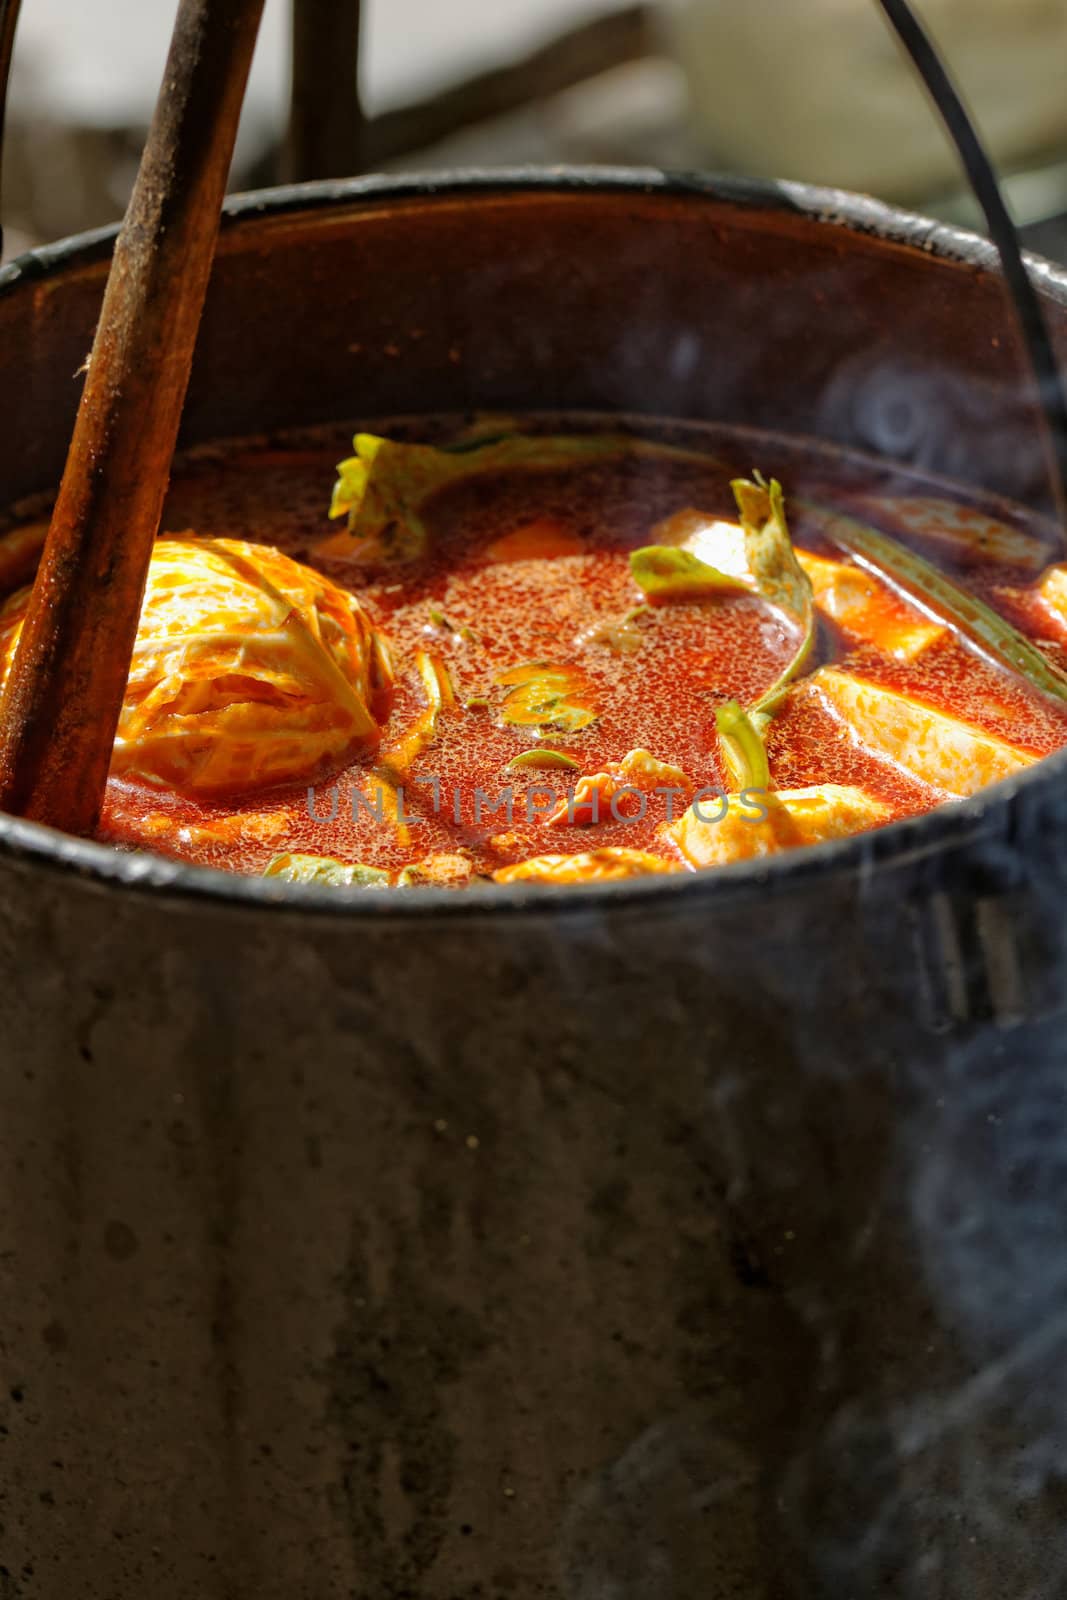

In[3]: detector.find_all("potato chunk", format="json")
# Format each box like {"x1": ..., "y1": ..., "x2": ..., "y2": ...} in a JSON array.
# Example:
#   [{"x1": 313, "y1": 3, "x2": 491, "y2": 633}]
[
  {"x1": 493, "y1": 847, "x2": 678, "y2": 885},
  {"x1": 807, "y1": 667, "x2": 1034, "y2": 796},
  {"x1": 1036, "y1": 564, "x2": 1067, "y2": 630},
  {"x1": 664, "y1": 784, "x2": 891, "y2": 868},
  {"x1": 0, "y1": 536, "x2": 393, "y2": 797},
  {"x1": 796, "y1": 550, "x2": 943, "y2": 660}
]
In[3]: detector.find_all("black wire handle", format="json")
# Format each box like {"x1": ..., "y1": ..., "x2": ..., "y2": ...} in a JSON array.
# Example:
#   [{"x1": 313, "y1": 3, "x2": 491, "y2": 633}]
[
  {"x1": 875, "y1": 0, "x2": 1067, "y2": 535},
  {"x1": 0, "y1": 0, "x2": 1064, "y2": 533}
]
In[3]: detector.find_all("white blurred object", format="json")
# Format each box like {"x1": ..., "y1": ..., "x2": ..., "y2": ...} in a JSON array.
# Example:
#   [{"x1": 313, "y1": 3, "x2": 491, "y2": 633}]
[
  {"x1": 8, "y1": 0, "x2": 627, "y2": 131},
  {"x1": 661, "y1": 0, "x2": 1067, "y2": 204}
]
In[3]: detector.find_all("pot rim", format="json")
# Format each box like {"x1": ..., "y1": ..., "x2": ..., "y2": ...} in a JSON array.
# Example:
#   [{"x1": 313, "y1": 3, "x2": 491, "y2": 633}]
[{"x1": 2, "y1": 164, "x2": 1065, "y2": 922}]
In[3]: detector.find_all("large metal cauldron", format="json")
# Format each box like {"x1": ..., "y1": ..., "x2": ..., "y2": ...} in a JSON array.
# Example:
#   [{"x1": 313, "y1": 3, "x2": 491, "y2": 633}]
[{"x1": 2, "y1": 171, "x2": 1067, "y2": 1600}]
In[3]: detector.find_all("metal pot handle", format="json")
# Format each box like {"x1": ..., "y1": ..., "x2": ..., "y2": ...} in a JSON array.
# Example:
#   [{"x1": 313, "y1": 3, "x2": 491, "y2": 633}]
[{"x1": 875, "y1": 0, "x2": 1067, "y2": 541}]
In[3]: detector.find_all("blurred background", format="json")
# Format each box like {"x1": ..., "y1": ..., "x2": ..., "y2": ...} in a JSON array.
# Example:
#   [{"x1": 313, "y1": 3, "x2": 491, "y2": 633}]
[{"x1": 4, "y1": 0, "x2": 1067, "y2": 262}]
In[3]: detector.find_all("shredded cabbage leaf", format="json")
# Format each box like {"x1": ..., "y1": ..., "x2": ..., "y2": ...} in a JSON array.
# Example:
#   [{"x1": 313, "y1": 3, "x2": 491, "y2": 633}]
[
  {"x1": 732, "y1": 476, "x2": 816, "y2": 716},
  {"x1": 264, "y1": 853, "x2": 390, "y2": 888},
  {"x1": 0, "y1": 536, "x2": 393, "y2": 798},
  {"x1": 322, "y1": 431, "x2": 721, "y2": 566},
  {"x1": 378, "y1": 649, "x2": 455, "y2": 778},
  {"x1": 629, "y1": 545, "x2": 748, "y2": 602},
  {"x1": 507, "y1": 749, "x2": 580, "y2": 771},
  {"x1": 698, "y1": 477, "x2": 816, "y2": 790},
  {"x1": 715, "y1": 700, "x2": 771, "y2": 791},
  {"x1": 265, "y1": 850, "x2": 477, "y2": 888},
  {"x1": 495, "y1": 660, "x2": 597, "y2": 733}
]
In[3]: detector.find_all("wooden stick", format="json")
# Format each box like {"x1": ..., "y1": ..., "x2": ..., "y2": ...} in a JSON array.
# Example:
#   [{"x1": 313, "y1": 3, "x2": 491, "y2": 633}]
[
  {"x1": 0, "y1": 0, "x2": 265, "y2": 833},
  {"x1": 275, "y1": 3, "x2": 652, "y2": 183},
  {"x1": 286, "y1": 0, "x2": 364, "y2": 182},
  {"x1": 0, "y1": 0, "x2": 23, "y2": 255}
]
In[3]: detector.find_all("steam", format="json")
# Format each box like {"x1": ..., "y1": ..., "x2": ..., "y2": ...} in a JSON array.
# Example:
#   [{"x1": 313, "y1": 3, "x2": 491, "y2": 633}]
[
  {"x1": 559, "y1": 1414, "x2": 761, "y2": 1600},
  {"x1": 550, "y1": 812, "x2": 1067, "y2": 1598},
  {"x1": 818, "y1": 347, "x2": 1047, "y2": 506},
  {"x1": 780, "y1": 851, "x2": 1067, "y2": 1595}
]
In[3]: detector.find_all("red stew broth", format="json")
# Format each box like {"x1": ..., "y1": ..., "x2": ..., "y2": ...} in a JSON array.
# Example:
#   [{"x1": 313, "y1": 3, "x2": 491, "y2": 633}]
[{"x1": 9, "y1": 416, "x2": 1066, "y2": 880}]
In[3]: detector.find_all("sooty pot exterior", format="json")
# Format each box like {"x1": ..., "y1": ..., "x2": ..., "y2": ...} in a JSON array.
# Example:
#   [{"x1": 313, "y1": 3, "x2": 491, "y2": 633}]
[{"x1": 1, "y1": 173, "x2": 1066, "y2": 1600}]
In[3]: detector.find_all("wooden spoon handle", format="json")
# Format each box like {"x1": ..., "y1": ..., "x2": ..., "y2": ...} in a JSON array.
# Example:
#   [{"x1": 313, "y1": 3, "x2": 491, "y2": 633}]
[
  {"x1": 0, "y1": 0, "x2": 23, "y2": 254},
  {"x1": 0, "y1": 0, "x2": 265, "y2": 833}
]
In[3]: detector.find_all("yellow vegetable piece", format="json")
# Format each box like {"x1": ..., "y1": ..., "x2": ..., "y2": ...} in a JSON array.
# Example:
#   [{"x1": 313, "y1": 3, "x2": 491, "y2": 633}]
[
  {"x1": 807, "y1": 666, "x2": 1035, "y2": 796},
  {"x1": 732, "y1": 476, "x2": 816, "y2": 715},
  {"x1": 397, "y1": 853, "x2": 476, "y2": 887},
  {"x1": 1035, "y1": 564, "x2": 1067, "y2": 630},
  {"x1": 123, "y1": 807, "x2": 291, "y2": 853},
  {"x1": 379, "y1": 650, "x2": 455, "y2": 777},
  {"x1": 507, "y1": 749, "x2": 580, "y2": 771},
  {"x1": 265, "y1": 853, "x2": 390, "y2": 888},
  {"x1": 495, "y1": 660, "x2": 597, "y2": 733},
  {"x1": 796, "y1": 549, "x2": 943, "y2": 661},
  {"x1": 493, "y1": 847, "x2": 679, "y2": 884},
  {"x1": 581, "y1": 604, "x2": 650, "y2": 655},
  {"x1": 664, "y1": 784, "x2": 891, "y2": 868},
  {"x1": 615, "y1": 748, "x2": 693, "y2": 791},
  {"x1": 484, "y1": 520, "x2": 585, "y2": 562},
  {"x1": 629, "y1": 544, "x2": 747, "y2": 602},
  {"x1": 715, "y1": 700, "x2": 770, "y2": 791}
]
